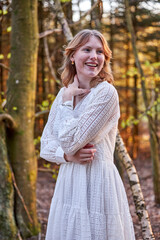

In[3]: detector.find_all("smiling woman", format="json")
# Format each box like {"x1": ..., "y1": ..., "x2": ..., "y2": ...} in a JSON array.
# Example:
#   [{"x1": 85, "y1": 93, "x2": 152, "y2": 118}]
[
  {"x1": 70, "y1": 36, "x2": 105, "y2": 87},
  {"x1": 40, "y1": 29, "x2": 135, "y2": 240},
  {"x1": 60, "y1": 29, "x2": 113, "y2": 88}
]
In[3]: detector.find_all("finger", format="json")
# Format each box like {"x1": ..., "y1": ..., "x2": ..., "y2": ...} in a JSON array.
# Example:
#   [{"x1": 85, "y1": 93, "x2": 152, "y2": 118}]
[
  {"x1": 80, "y1": 160, "x2": 92, "y2": 165},
  {"x1": 80, "y1": 157, "x2": 93, "y2": 162},
  {"x1": 80, "y1": 149, "x2": 97, "y2": 154},
  {"x1": 83, "y1": 144, "x2": 94, "y2": 149},
  {"x1": 80, "y1": 154, "x2": 93, "y2": 158},
  {"x1": 77, "y1": 89, "x2": 90, "y2": 96}
]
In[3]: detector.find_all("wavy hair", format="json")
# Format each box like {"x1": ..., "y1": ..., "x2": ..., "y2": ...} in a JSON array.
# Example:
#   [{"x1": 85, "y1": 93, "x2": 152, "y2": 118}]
[{"x1": 60, "y1": 29, "x2": 114, "y2": 87}]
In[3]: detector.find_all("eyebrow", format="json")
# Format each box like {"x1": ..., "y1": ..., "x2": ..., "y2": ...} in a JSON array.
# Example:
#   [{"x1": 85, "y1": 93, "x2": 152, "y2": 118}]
[{"x1": 83, "y1": 45, "x2": 103, "y2": 50}]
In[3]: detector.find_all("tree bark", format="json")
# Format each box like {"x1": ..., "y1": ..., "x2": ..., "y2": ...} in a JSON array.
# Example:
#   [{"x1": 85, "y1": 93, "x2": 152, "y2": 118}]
[
  {"x1": 115, "y1": 131, "x2": 155, "y2": 240},
  {"x1": 125, "y1": 0, "x2": 160, "y2": 204},
  {"x1": 0, "y1": 120, "x2": 18, "y2": 240},
  {"x1": 6, "y1": 0, "x2": 40, "y2": 238}
]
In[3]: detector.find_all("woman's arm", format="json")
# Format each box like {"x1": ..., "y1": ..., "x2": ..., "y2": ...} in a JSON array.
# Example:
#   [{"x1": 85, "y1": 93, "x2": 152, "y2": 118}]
[
  {"x1": 40, "y1": 89, "x2": 96, "y2": 165},
  {"x1": 58, "y1": 83, "x2": 120, "y2": 156},
  {"x1": 40, "y1": 89, "x2": 67, "y2": 164}
]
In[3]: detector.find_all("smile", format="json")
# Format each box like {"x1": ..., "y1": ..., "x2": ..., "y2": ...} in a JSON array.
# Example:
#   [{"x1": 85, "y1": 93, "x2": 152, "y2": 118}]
[{"x1": 85, "y1": 63, "x2": 98, "y2": 67}]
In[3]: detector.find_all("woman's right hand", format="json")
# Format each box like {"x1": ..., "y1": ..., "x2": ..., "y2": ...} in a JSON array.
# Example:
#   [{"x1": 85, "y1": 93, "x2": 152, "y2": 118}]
[
  {"x1": 64, "y1": 144, "x2": 96, "y2": 164},
  {"x1": 63, "y1": 75, "x2": 90, "y2": 102}
]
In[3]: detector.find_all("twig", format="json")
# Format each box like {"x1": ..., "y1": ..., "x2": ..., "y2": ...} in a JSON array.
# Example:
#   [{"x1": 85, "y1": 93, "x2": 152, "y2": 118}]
[
  {"x1": 0, "y1": 3, "x2": 11, "y2": 23},
  {"x1": 39, "y1": 28, "x2": 62, "y2": 39},
  {"x1": 35, "y1": 109, "x2": 49, "y2": 118},
  {"x1": 0, "y1": 113, "x2": 16, "y2": 129},
  {"x1": 17, "y1": 231, "x2": 23, "y2": 240},
  {"x1": 38, "y1": 167, "x2": 55, "y2": 173},
  {"x1": 69, "y1": 0, "x2": 100, "y2": 27},
  {"x1": 49, "y1": 0, "x2": 73, "y2": 42},
  {"x1": 43, "y1": 37, "x2": 60, "y2": 84},
  {"x1": 38, "y1": 232, "x2": 42, "y2": 240},
  {"x1": 0, "y1": 63, "x2": 10, "y2": 71},
  {"x1": 11, "y1": 170, "x2": 33, "y2": 224}
]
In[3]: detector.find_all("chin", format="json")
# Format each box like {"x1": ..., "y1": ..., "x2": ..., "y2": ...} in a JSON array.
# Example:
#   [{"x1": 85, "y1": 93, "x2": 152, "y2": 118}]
[{"x1": 88, "y1": 72, "x2": 98, "y2": 77}]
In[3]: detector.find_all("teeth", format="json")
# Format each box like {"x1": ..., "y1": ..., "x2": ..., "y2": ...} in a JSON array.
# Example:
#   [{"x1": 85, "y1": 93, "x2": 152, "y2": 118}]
[{"x1": 86, "y1": 63, "x2": 97, "y2": 67}]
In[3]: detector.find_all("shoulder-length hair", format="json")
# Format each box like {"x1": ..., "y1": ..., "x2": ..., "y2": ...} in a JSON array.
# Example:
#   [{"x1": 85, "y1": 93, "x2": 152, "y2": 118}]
[{"x1": 60, "y1": 29, "x2": 114, "y2": 88}]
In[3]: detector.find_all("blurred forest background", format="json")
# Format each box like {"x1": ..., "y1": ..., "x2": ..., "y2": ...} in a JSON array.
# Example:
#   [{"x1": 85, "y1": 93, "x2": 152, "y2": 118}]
[{"x1": 0, "y1": 0, "x2": 160, "y2": 239}]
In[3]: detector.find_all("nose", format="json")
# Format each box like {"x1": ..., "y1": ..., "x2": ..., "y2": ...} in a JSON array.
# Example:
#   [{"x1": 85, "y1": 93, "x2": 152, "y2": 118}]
[{"x1": 90, "y1": 50, "x2": 97, "y2": 60}]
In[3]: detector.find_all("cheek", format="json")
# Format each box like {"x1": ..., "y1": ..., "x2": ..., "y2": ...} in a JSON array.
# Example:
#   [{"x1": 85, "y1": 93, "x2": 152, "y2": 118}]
[{"x1": 99, "y1": 56, "x2": 105, "y2": 68}]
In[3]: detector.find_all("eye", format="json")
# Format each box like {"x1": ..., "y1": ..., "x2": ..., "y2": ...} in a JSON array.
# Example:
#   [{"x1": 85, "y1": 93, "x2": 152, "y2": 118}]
[
  {"x1": 83, "y1": 48, "x2": 90, "y2": 52},
  {"x1": 97, "y1": 50, "x2": 104, "y2": 54}
]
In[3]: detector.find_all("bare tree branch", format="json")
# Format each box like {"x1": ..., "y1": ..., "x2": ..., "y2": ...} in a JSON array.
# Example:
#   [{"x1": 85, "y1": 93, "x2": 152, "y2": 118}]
[
  {"x1": 35, "y1": 109, "x2": 49, "y2": 118},
  {"x1": 49, "y1": 0, "x2": 73, "y2": 42},
  {"x1": 0, "y1": 113, "x2": 16, "y2": 129},
  {"x1": 39, "y1": 28, "x2": 62, "y2": 39},
  {"x1": 11, "y1": 170, "x2": 33, "y2": 224},
  {"x1": 69, "y1": 0, "x2": 100, "y2": 27},
  {"x1": 43, "y1": 36, "x2": 61, "y2": 85},
  {"x1": 0, "y1": 63, "x2": 10, "y2": 71}
]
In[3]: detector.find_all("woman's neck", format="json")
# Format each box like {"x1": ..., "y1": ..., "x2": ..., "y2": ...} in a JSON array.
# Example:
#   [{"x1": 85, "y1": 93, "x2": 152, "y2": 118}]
[{"x1": 77, "y1": 75, "x2": 92, "y2": 89}]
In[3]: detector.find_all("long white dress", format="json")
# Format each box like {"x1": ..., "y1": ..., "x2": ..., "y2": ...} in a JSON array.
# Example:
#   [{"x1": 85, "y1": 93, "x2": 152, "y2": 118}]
[{"x1": 40, "y1": 81, "x2": 135, "y2": 240}]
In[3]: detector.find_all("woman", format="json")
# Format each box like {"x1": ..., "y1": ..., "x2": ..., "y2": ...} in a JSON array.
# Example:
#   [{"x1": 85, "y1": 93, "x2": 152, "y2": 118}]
[{"x1": 40, "y1": 29, "x2": 135, "y2": 240}]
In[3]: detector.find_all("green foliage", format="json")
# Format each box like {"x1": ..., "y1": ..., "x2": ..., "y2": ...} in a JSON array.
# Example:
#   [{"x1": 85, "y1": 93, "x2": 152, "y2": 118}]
[
  {"x1": 52, "y1": 168, "x2": 59, "y2": 180},
  {"x1": 56, "y1": 79, "x2": 61, "y2": 84},
  {"x1": 0, "y1": 92, "x2": 6, "y2": 113},
  {"x1": 152, "y1": 62, "x2": 160, "y2": 68},
  {"x1": 0, "y1": 54, "x2": 4, "y2": 60},
  {"x1": 34, "y1": 136, "x2": 41, "y2": 146},
  {"x1": 126, "y1": 67, "x2": 138, "y2": 77},
  {"x1": 60, "y1": 0, "x2": 71, "y2": 3},
  {"x1": 7, "y1": 53, "x2": 11, "y2": 59},
  {"x1": 145, "y1": 60, "x2": 150, "y2": 66},
  {"x1": 3, "y1": 9, "x2": 8, "y2": 15},
  {"x1": 42, "y1": 100, "x2": 49, "y2": 107},
  {"x1": 7, "y1": 26, "x2": 12, "y2": 32},
  {"x1": 43, "y1": 163, "x2": 59, "y2": 180},
  {"x1": 37, "y1": 94, "x2": 56, "y2": 111}
]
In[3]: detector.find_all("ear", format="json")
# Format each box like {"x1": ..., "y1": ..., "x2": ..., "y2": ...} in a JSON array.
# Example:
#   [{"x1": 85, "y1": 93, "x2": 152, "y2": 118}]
[{"x1": 70, "y1": 54, "x2": 74, "y2": 62}]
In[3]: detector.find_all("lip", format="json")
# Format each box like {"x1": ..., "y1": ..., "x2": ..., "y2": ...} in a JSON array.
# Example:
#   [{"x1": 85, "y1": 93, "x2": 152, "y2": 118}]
[{"x1": 85, "y1": 62, "x2": 98, "y2": 67}]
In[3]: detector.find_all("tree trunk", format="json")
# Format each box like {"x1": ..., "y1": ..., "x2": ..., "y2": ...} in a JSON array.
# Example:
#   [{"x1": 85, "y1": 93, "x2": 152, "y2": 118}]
[
  {"x1": 90, "y1": 0, "x2": 102, "y2": 29},
  {"x1": 0, "y1": 119, "x2": 17, "y2": 240},
  {"x1": 115, "y1": 131, "x2": 155, "y2": 240},
  {"x1": 125, "y1": 0, "x2": 160, "y2": 204},
  {"x1": 6, "y1": 0, "x2": 40, "y2": 238}
]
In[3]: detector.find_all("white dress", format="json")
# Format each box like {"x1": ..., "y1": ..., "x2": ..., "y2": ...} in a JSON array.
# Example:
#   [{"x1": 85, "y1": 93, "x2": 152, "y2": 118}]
[{"x1": 40, "y1": 81, "x2": 135, "y2": 240}]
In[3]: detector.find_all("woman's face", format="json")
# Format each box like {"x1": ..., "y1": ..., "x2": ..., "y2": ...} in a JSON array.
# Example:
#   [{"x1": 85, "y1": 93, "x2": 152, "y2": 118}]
[{"x1": 71, "y1": 36, "x2": 105, "y2": 81}]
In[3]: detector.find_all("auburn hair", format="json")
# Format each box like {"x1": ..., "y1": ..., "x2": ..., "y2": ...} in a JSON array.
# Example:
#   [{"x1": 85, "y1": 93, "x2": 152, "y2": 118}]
[{"x1": 60, "y1": 29, "x2": 114, "y2": 87}]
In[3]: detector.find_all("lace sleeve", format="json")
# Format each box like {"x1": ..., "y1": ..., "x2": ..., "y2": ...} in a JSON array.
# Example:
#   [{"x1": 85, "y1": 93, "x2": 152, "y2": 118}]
[
  {"x1": 40, "y1": 88, "x2": 67, "y2": 164},
  {"x1": 58, "y1": 83, "x2": 120, "y2": 155}
]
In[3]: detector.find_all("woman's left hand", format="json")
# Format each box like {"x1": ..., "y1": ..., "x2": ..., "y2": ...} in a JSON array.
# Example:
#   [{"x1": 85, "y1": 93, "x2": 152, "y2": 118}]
[{"x1": 63, "y1": 75, "x2": 90, "y2": 102}]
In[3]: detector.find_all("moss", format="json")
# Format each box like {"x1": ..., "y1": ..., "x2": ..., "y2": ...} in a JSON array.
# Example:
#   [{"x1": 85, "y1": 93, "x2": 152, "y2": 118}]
[
  {"x1": 27, "y1": 170, "x2": 37, "y2": 182},
  {"x1": 0, "y1": 122, "x2": 18, "y2": 239}
]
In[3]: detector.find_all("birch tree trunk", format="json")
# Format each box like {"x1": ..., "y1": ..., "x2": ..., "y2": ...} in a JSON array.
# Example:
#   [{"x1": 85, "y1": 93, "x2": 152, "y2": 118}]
[
  {"x1": 125, "y1": 0, "x2": 160, "y2": 204},
  {"x1": 116, "y1": 131, "x2": 155, "y2": 240},
  {"x1": 53, "y1": 0, "x2": 155, "y2": 238},
  {"x1": 6, "y1": 0, "x2": 40, "y2": 238}
]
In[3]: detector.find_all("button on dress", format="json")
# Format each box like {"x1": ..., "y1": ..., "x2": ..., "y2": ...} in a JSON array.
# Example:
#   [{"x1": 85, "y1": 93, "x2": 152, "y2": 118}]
[{"x1": 40, "y1": 81, "x2": 135, "y2": 240}]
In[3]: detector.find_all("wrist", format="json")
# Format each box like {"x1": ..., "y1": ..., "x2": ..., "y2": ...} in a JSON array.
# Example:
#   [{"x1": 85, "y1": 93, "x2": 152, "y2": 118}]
[
  {"x1": 63, "y1": 89, "x2": 72, "y2": 102},
  {"x1": 64, "y1": 153, "x2": 70, "y2": 162}
]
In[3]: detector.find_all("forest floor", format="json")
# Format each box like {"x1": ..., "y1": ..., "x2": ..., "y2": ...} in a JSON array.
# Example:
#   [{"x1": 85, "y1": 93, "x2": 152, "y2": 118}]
[{"x1": 33, "y1": 153, "x2": 160, "y2": 240}]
